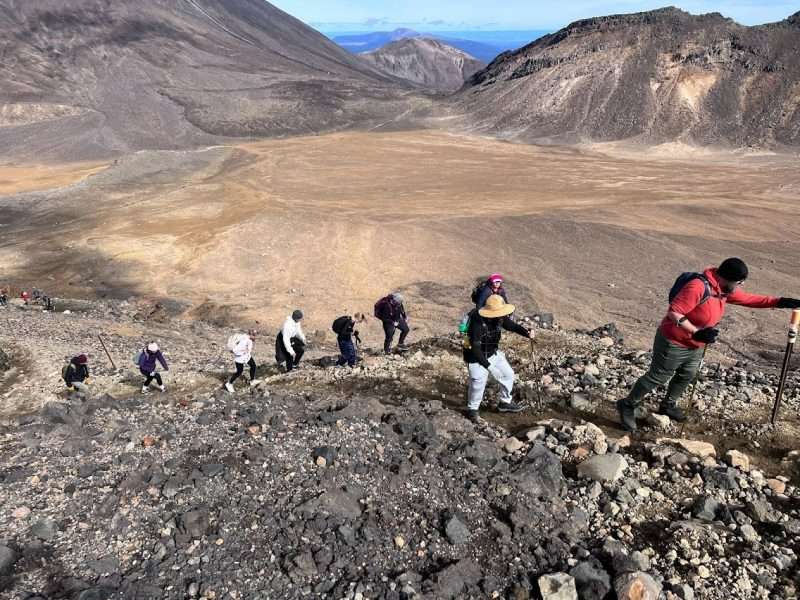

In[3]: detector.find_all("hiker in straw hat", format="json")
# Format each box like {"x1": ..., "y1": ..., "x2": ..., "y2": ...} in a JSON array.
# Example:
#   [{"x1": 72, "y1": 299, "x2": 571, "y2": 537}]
[{"x1": 462, "y1": 294, "x2": 534, "y2": 422}]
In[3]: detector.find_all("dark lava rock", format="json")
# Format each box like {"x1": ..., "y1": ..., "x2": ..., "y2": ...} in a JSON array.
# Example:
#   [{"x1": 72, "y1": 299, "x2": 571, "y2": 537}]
[
  {"x1": 692, "y1": 496, "x2": 721, "y2": 521},
  {"x1": 30, "y1": 518, "x2": 58, "y2": 541},
  {"x1": 0, "y1": 545, "x2": 17, "y2": 575},
  {"x1": 459, "y1": 439, "x2": 503, "y2": 469},
  {"x1": 425, "y1": 558, "x2": 482, "y2": 599},
  {"x1": 570, "y1": 558, "x2": 611, "y2": 600},
  {"x1": 509, "y1": 443, "x2": 565, "y2": 499},
  {"x1": 179, "y1": 507, "x2": 209, "y2": 538},
  {"x1": 312, "y1": 446, "x2": 338, "y2": 465}
]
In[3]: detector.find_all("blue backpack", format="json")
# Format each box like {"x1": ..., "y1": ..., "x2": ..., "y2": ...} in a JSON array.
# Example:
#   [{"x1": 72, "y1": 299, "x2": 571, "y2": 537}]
[{"x1": 669, "y1": 273, "x2": 711, "y2": 305}]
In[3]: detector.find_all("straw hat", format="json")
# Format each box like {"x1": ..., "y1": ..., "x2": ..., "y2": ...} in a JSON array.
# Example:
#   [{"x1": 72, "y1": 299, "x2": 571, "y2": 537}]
[{"x1": 478, "y1": 294, "x2": 515, "y2": 319}]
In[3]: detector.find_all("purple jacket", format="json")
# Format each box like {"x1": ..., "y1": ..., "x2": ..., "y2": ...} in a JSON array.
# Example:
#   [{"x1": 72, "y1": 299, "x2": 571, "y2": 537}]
[{"x1": 139, "y1": 350, "x2": 168, "y2": 373}]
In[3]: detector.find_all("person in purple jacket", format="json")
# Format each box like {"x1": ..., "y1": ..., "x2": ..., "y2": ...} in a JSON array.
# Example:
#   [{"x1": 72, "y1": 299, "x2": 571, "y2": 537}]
[{"x1": 138, "y1": 342, "x2": 169, "y2": 393}]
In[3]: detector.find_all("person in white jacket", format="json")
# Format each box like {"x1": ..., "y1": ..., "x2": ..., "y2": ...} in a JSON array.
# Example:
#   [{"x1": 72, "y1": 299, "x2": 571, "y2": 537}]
[
  {"x1": 276, "y1": 310, "x2": 306, "y2": 372},
  {"x1": 225, "y1": 329, "x2": 259, "y2": 393}
]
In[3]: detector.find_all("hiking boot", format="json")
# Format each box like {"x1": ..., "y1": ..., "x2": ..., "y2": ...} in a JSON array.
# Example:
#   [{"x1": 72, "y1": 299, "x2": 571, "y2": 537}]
[
  {"x1": 465, "y1": 409, "x2": 481, "y2": 423},
  {"x1": 224, "y1": 382, "x2": 235, "y2": 394},
  {"x1": 397, "y1": 344, "x2": 409, "y2": 351},
  {"x1": 657, "y1": 404, "x2": 687, "y2": 422},
  {"x1": 249, "y1": 379, "x2": 262, "y2": 387},
  {"x1": 497, "y1": 401, "x2": 524, "y2": 413},
  {"x1": 141, "y1": 385, "x2": 149, "y2": 393},
  {"x1": 158, "y1": 385, "x2": 166, "y2": 393},
  {"x1": 616, "y1": 398, "x2": 638, "y2": 432}
]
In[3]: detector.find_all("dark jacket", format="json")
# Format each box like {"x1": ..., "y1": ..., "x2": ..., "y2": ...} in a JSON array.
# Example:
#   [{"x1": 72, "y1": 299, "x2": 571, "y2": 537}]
[
  {"x1": 463, "y1": 313, "x2": 529, "y2": 367},
  {"x1": 64, "y1": 358, "x2": 89, "y2": 384},
  {"x1": 476, "y1": 284, "x2": 508, "y2": 309},
  {"x1": 376, "y1": 297, "x2": 406, "y2": 322},
  {"x1": 333, "y1": 316, "x2": 360, "y2": 341},
  {"x1": 138, "y1": 350, "x2": 168, "y2": 373}
]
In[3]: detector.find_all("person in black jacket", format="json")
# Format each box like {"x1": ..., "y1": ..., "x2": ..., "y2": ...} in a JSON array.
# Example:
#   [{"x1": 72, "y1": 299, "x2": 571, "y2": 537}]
[
  {"x1": 375, "y1": 293, "x2": 410, "y2": 354},
  {"x1": 332, "y1": 312, "x2": 366, "y2": 367},
  {"x1": 463, "y1": 294, "x2": 534, "y2": 421},
  {"x1": 63, "y1": 354, "x2": 90, "y2": 394}
]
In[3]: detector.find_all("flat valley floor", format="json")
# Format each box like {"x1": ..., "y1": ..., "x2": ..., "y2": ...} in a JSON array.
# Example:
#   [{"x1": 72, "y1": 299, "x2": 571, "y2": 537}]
[{"x1": 2, "y1": 130, "x2": 799, "y2": 362}]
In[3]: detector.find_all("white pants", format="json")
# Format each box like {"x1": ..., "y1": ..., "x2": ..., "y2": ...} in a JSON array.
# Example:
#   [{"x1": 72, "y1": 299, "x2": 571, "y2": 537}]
[{"x1": 467, "y1": 351, "x2": 515, "y2": 411}]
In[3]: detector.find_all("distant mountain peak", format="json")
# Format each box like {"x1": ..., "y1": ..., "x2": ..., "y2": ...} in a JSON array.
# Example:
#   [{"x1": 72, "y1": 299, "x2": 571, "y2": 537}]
[{"x1": 362, "y1": 37, "x2": 485, "y2": 93}]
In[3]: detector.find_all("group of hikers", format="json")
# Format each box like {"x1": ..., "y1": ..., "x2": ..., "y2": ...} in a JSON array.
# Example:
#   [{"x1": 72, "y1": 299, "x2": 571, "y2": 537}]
[{"x1": 58, "y1": 259, "x2": 800, "y2": 431}]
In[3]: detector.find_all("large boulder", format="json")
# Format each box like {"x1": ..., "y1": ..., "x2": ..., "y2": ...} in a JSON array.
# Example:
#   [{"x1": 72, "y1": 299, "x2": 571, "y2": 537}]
[
  {"x1": 509, "y1": 443, "x2": 566, "y2": 498},
  {"x1": 538, "y1": 572, "x2": 578, "y2": 600},
  {"x1": 577, "y1": 454, "x2": 628, "y2": 483},
  {"x1": 570, "y1": 558, "x2": 611, "y2": 600},
  {"x1": 614, "y1": 572, "x2": 662, "y2": 600}
]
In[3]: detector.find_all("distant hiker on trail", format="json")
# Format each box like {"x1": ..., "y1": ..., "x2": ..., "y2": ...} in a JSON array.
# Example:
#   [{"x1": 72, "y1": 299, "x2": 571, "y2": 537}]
[
  {"x1": 0, "y1": 289, "x2": 7, "y2": 307},
  {"x1": 473, "y1": 273, "x2": 509, "y2": 309},
  {"x1": 375, "y1": 293, "x2": 409, "y2": 355},
  {"x1": 225, "y1": 329, "x2": 259, "y2": 393},
  {"x1": 463, "y1": 294, "x2": 534, "y2": 422},
  {"x1": 63, "y1": 354, "x2": 90, "y2": 394},
  {"x1": 332, "y1": 312, "x2": 366, "y2": 367},
  {"x1": 617, "y1": 258, "x2": 800, "y2": 432},
  {"x1": 276, "y1": 310, "x2": 307, "y2": 372},
  {"x1": 137, "y1": 342, "x2": 168, "y2": 393}
]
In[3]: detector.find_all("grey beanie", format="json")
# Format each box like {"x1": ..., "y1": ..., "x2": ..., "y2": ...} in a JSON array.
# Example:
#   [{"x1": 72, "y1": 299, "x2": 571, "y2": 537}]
[
  {"x1": 392, "y1": 293, "x2": 404, "y2": 304},
  {"x1": 292, "y1": 309, "x2": 304, "y2": 321}
]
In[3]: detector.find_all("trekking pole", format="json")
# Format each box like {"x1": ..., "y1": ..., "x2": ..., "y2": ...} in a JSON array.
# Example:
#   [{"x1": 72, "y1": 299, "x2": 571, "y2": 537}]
[
  {"x1": 771, "y1": 309, "x2": 800, "y2": 425},
  {"x1": 97, "y1": 334, "x2": 117, "y2": 370},
  {"x1": 529, "y1": 338, "x2": 544, "y2": 408},
  {"x1": 679, "y1": 345, "x2": 707, "y2": 437}
]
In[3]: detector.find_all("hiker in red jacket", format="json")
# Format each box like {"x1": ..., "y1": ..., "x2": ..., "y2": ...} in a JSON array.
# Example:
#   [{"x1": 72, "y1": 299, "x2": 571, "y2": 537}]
[{"x1": 617, "y1": 258, "x2": 800, "y2": 432}]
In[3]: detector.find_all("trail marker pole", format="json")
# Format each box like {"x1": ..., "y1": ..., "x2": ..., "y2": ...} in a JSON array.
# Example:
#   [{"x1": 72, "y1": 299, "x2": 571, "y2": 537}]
[
  {"x1": 771, "y1": 309, "x2": 800, "y2": 425},
  {"x1": 97, "y1": 334, "x2": 117, "y2": 370}
]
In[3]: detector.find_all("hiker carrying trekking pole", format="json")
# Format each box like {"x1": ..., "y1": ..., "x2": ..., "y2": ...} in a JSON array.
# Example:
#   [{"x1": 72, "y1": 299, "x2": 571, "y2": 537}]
[
  {"x1": 617, "y1": 258, "x2": 800, "y2": 432},
  {"x1": 462, "y1": 294, "x2": 535, "y2": 422},
  {"x1": 332, "y1": 312, "x2": 367, "y2": 368}
]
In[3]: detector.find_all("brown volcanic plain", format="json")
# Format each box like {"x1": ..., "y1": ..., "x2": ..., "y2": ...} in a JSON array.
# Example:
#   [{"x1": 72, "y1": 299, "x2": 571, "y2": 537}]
[{"x1": 2, "y1": 130, "x2": 799, "y2": 364}]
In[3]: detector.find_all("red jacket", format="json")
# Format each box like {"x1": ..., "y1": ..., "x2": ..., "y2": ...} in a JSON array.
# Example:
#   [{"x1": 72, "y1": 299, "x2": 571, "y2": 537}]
[{"x1": 660, "y1": 267, "x2": 779, "y2": 348}]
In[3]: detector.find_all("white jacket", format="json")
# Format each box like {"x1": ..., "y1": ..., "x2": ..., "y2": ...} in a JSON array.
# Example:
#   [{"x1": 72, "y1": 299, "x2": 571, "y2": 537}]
[
  {"x1": 281, "y1": 316, "x2": 306, "y2": 354},
  {"x1": 233, "y1": 336, "x2": 253, "y2": 364}
]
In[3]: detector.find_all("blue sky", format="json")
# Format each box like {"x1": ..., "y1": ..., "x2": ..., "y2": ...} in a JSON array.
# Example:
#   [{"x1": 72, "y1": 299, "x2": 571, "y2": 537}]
[{"x1": 271, "y1": 1, "x2": 799, "y2": 31}]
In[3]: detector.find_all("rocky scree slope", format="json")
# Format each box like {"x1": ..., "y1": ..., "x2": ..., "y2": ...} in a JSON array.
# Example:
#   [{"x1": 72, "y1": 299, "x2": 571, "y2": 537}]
[
  {"x1": 1, "y1": 300, "x2": 800, "y2": 598},
  {"x1": 360, "y1": 38, "x2": 486, "y2": 93},
  {"x1": 455, "y1": 7, "x2": 800, "y2": 148},
  {"x1": 0, "y1": 0, "x2": 420, "y2": 160}
]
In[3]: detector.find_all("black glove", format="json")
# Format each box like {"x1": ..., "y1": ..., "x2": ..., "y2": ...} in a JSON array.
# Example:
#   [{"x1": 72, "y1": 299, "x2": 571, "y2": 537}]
[
  {"x1": 354, "y1": 331, "x2": 361, "y2": 343},
  {"x1": 776, "y1": 297, "x2": 800, "y2": 309},
  {"x1": 692, "y1": 327, "x2": 719, "y2": 344}
]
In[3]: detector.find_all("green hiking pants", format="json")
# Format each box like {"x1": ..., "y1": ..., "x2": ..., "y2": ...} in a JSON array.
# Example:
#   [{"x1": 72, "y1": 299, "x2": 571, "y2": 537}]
[{"x1": 623, "y1": 330, "x2": 704, "y2": 409}]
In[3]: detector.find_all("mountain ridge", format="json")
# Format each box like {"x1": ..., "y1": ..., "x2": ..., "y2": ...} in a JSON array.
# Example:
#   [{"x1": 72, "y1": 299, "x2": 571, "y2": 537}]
[{"x1": 455, "y1": 6, "x2": 800, "y2": 148}]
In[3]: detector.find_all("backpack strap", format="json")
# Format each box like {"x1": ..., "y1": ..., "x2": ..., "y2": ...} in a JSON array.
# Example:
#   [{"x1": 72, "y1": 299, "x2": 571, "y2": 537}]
[{"x1": 696, "y1": 274, "x2": 712, "y2": 306}]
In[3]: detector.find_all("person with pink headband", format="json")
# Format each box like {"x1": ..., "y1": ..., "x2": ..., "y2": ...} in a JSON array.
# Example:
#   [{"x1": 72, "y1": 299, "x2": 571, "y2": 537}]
[{"x1": 473, "y1": 273, "x2": 509, "y2": 309}]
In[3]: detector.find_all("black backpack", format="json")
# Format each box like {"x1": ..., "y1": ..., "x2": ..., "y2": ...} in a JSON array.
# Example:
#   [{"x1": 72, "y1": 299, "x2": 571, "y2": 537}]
[
  {"x1": 374, "y1": 296, "x2": 391, "y2": 319},
  {"x1": 470, "y1": 281, "x2": 489, "y2": 304},
  {"x1": 669, "y1": 273, "x2": 711, "y2": 305},
  {"x1": 332, "y1": 316, "x2": 350, "y2": 335}
]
